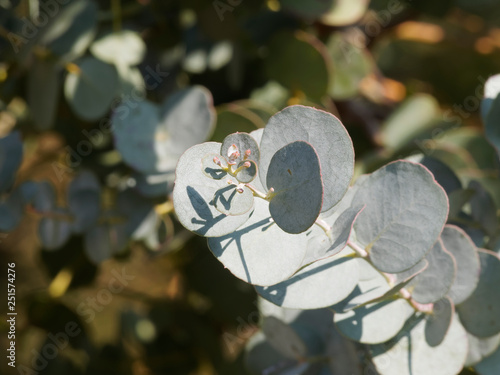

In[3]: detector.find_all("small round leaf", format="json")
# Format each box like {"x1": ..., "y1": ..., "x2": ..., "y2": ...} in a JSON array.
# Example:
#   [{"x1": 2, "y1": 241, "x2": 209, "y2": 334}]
[
  {"x1": 213, "y1": 184, "x2": 254, "y2": 216},
  {"x1": 441, "y1": 225, "x2": 480, "y2": 305},
  {"x1": 64, "y1": 56, "x2": 119, "y2": 121},
  {"x1": 173, "y1": 142, "x2": 252, "y2": 237},
  {"x1": 457, "y1": 249, "x2": 500, "y2": 338}
]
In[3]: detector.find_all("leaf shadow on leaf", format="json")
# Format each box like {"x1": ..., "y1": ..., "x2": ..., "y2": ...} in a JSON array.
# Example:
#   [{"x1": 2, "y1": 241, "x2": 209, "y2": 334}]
[
  {"x1": 337, "y1": 299, "x2": 403, "y2": 342},
  {"x1": 210, "y1": 214, "x2": 275, "y2": 283},
  {"x1": 258, "y1": 257, "x2": 351, "y2": 306},
  {"x1": 376, "y1": 314, "x2": 422, "y2": 375},
  {"x1": 186, "y1": 186, "x2": 226, "y2": 235},
  {"x1": 213, "y1": 185, "x2": 237, "y2": 211},
  {"x1": 203, "y1": 166, "x2": 227, "y2": 179}
]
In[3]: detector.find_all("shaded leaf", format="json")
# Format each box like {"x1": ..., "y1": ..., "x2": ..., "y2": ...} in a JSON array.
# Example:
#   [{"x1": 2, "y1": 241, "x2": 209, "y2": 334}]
[
  {"x1": 475, "y1": 344, "x2": 500, "y2": 375},
  {"x1": 441, "y1": 225, "x2": 480, "y2": 305},
  {"x1": 39, "y1": 0, "x2": 98, "y2": 62},
  {"x1": 457, "y1": 249, "x2": 500, "y2": 338},
  {"x1": 398, "y1": 239, "x2": 456, "y2": 304},
  {"x1": 64, "y1": 56, "x2": 119, "y2": 121},
  {"x1": 425, "y1": 297, "x2": 454, "y2": 347},
  {"x1": 469, "y1": 180, "x2": 498, "y2": 237},
  {"x1": 262, "y1": 316, "x2": 307, "y2": 360},
  {"x1": 352, "y1": 161, "x2": 448, "y2": 273},
  {"x1": 267, "y1": 141, "x2": 323, "y2": 234}
]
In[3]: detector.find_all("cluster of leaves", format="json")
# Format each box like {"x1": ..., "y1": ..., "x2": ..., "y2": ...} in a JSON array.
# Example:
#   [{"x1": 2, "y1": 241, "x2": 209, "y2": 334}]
[{"x1": 174, "y1": 81, "x2": 500, "y2": 374}]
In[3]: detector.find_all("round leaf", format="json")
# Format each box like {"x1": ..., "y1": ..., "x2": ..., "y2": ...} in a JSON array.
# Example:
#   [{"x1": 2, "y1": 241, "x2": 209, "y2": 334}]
[
  {"x1": 173, "y1": 142, "x2": 252, "y2": 237},
  {"x1": 235, "y1": 160, "x2": 258, "y2": 183},
  {"x1": 408, "y1": 155, "x2": 462, "y2": 195},
  {"x1": 466, "y1": 332, "x2": 500, "y2": 367},
  {"x1": 213, "y1": 184, "x2": 254, "y2": 216},
  {"x1": 220, "y1": 132, "x2": 260, "y2": 165},
  {"x1": 474, "y1": 339, "x2": 500, "y2": 374},
  {"x1": 370, "y1": 314, "x2": 468, "y2": 375},
  {"x1": 400, "y1": 239, "x2": 456, "y2": 304},
  {"x1": 352, "y1": 161, "x2": 449, "y2": 273},
  {"x1": 207, "y1": 199, "x2": 308, "y2": 286},
  {"x1": 64, "y1": 56, "x2": 119, "y2": 121},
  {"x1": 441, "y1": 225, "x2": 480, "y2": 305},
  {"x1": 159, "y1": 86, "x2": 216, "y2": 157},
  {"x1": 457, "y1": 249, "x2": 500, "y2": 338},
  {"x1": 113, "y1": 86, "x2": 215, "y2": 174},
  {"x1": 262, "y1": 316, "x2": 307, "y2": 360},
  {"x1": 260, "y1": 105, "x2": 354, "y2": 212},
  {"x1": 90, "y1": 30, "x2": 146, "y2": 66},
  {"x1": 112, "y1": 100, "x2": 162, "y2": 173},
  {"x1": 267, "y1": 141, "x2": 323, "y2": 234},
  {"x1": 244, "y1": 331, "x2": 301, "y2": 375},
  {"x1": 425, "y1": 297, "x2": 454, "y2": 347},
  {"x1": 201, "y1": 153, "x2": 228, "y2": 180},
  {"x1": 39, "y1": 0, "x2": 98, "y2": 62}
]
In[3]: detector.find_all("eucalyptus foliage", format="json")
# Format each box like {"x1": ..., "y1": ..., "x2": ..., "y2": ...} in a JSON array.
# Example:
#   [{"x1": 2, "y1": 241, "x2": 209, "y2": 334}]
[{"x1": 172, "y1": 97, "x2": 500, "y2": 375}]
